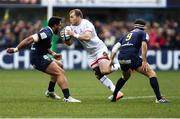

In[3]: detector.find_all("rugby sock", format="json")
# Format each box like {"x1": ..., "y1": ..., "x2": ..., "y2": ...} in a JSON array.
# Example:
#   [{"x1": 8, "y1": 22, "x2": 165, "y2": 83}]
[
  {"x1": 112, "y1": 78, "x2": 127, "y2": 101},
  {"x1": 48, "y1": 81, "x2": 56, "y2": 92},
  {"x1": 62, "y1": 88, "x2": 70, "y2": 99},
  {"x1": 100, "y1": 76, "x2": 115, "y2": 92},
  {"x1": 149, "y1": 77, "x2": 162, "y2": 100}
]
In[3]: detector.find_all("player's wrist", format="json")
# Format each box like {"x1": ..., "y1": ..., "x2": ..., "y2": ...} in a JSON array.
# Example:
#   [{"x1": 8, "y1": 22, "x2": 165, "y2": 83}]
[
  {"x1": 142, "y1": 60, "x2": 147, "y2": 64},
  {"x1": 73, "y1": 33, "x2": 80, "y2": 39},
  {"x1": 143, "y1": 59, "x2": 147, "y2": 62},
  {"x1": 52, "y1": 52, "x2": 57, "y2": 57},
  {"x1": 13, "y1": 47, "x2": 19, "y2": 52},
  {"x1": 142, "y1": 58, "x2": 147, "y2": 62}
]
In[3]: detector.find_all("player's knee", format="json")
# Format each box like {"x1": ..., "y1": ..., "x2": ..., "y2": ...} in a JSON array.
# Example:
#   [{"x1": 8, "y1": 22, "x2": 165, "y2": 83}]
[
  {"x1": 54, "y1": 68, "x2": 65, "y2": 77},
  {"x1": 93, "y1": 67, "x2": 104, "y2": 80},
  {"x1": 99, "y1": 62, "x2": 111, "y2": 75},
  {"x1": 150, "y1": 70, "x2": 157, "y2": 78},
  {"x1": 147, "y1": 69, "x2": 157, "y2": 78},
  {"x1": 54, "y1": 60, "x2": 64, "y2": 69},
  {"x1": 100, "y1": 68, "x2": 110, "y2": 75}
]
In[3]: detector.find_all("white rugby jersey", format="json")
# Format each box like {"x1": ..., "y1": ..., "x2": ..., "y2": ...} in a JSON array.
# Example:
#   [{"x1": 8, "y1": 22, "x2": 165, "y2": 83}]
[{"x1": 71, "y1": 19, "x2": 106, "y2": 54}]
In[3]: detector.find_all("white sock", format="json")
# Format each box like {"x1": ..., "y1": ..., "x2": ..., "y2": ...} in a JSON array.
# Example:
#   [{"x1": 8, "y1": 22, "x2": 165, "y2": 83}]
[{"x1": 100, "y1": 75, "x2": 115, "y2": 92}]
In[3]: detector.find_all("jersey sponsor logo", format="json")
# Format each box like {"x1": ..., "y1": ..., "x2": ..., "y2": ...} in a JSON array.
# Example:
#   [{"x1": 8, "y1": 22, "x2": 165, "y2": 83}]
[
  {"x1": 40, "y1": 32, "x2": 47, "y2": 39},
  {"x1": 121, "y1": 43, "x2": 133, "y2": 47},
  {"x1": 119, "y1": 60, "x2": 131, "y2": 64}
]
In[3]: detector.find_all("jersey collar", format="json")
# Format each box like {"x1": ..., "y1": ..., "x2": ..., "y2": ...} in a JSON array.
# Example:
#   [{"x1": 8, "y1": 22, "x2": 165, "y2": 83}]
[{"x1": 47, "y1": 26, "x2": 53, "y2": 34}]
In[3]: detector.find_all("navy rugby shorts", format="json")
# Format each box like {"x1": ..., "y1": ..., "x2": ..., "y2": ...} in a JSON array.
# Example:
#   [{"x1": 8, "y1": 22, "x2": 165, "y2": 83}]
[
  {"x1": 119, "y1": 54, "x2": 142, "y2": 72},
  {"x1": 30, "y1": 54, "x2": 53, "y2": 72}
]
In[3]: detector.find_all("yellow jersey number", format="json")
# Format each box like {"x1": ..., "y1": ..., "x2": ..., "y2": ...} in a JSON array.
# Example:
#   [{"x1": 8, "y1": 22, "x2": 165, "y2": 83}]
[{"x1": 125, "y1": 33, "x2": 133, "y2": 41}]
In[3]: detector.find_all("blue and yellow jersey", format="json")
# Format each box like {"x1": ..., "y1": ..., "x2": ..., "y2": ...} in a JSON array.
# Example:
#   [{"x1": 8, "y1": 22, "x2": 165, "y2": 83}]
[{"x1": 119, "y1": 28, "x2": 149, "y2": 56}]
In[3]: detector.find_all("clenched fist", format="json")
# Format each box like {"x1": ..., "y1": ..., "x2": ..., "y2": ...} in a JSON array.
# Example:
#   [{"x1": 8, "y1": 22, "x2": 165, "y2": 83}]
[{"x1": 6, "y1": 47, "x2": 18, "y2": 54}]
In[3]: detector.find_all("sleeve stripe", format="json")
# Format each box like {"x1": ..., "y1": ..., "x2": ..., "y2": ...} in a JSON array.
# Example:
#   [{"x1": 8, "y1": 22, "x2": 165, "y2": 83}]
[
  {"x1": 84, "y1": 29, "x2": 92, "y2": 32},
  {"x1": 31, "y1": 34, "x2": 39, "y2": 42}
]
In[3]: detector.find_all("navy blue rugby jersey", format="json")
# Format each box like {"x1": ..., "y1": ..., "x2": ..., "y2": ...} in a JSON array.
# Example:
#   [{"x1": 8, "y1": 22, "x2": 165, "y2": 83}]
[
  {"x1": 31, "y1": 26, "x2": 53, "y2": 55},
  {"x1": 118, "y1": 28, "x2": 149, "y2": 55}
]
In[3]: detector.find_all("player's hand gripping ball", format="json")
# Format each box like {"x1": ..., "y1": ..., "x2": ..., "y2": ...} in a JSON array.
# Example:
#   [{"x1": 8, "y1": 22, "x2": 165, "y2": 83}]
[{"x1": 60, "y1": 26, "x2": 72, "y2": 41}]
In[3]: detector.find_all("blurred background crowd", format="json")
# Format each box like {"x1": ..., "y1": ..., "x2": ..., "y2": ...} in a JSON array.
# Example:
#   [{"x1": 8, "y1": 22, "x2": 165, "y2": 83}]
[
  {"x1": 1, "y1": 19, "x2": 180, "y2": 50},
  {"x1": 0, "y1": 8, "x2": 180, "y2": 50},
  {"x1": 0, "y1": 20, "x2": 42, "y2": 48}
]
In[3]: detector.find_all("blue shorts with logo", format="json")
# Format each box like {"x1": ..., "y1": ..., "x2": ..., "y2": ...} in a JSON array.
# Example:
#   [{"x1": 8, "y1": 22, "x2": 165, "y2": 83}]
[
  {"x1": 30, "y1": 53, "x2": 53, "y2": 72},
  {"x1": 119, "y1": 53, "x2": 142, "y2": 72}
]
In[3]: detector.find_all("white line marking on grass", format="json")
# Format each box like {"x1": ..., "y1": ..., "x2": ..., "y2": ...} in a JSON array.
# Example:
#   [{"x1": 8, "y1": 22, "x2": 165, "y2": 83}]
[{"x1": 122, "y1": 95, "x2": 155, "y2": 100}]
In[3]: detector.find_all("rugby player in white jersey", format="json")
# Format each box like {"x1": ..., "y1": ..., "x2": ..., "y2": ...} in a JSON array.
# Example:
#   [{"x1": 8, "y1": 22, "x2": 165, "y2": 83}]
[{"x1": 63, "y1": 9, "x2": 124, "y2": 100}]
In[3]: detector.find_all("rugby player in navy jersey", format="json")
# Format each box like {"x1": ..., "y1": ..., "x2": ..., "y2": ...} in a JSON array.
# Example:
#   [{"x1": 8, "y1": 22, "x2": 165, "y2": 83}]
[
  {"x1": 7, "y1": 16, "x2": 81, "y2": 102},
  {"x1": 110, "y1": 19, "x2": 169, "y2": 103}
]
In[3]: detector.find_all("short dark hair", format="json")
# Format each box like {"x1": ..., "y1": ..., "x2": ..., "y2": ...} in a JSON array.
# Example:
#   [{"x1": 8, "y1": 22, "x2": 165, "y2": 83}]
[
  {"x1": 134, "y1": 19, "x2": 146, "y2": 28},
  {"x1": 48, "y1": 16, "x2": 62, "y2": 27},
  {"x1": 134, "y1": 19, "x2": 146, "y2": 29},
  {"x1": 69, "y1": 9, "x2": 83, "y2": 18}
]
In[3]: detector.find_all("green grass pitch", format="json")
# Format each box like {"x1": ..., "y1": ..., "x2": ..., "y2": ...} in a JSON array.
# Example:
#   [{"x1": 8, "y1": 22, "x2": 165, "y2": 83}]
[{"x1": 0, "y1": 70, "x2": 180, "y2": 118}]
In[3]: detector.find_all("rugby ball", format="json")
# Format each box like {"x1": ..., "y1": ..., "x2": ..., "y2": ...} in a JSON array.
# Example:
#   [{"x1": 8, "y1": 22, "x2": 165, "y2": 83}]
[{"x1": 61, "y1": 26, "x2": 72, "y2": 41}]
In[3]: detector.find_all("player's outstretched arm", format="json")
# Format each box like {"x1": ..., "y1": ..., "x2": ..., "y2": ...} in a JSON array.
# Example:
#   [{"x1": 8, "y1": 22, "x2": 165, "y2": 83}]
[{"x1": 6, "y1": 34, "x2": 36, "y2": 54}]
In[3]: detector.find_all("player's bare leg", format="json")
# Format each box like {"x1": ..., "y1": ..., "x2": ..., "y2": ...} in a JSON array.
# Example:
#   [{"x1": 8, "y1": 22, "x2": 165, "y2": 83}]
[
  {"x1": 93, "y1": 66, "x2": 115, "y2": 92},
  {"x1": 54, "y1": 59, "x2": 63, "y2": 68},
  {"x1": 136, "y1": 63, "x2": 156, "y2": 78},
  {"x1": 98, "y1": 59, "x2": 112, "y2": 75},
  {"x1": 45, "y1": 59, "x2": 64, "y2": 100},
  {"x1": 92, "y1": 59, "x2": 123, "y2": 100},
  {"x1": 46, "y1": 61, "x2": 68, "y2": 93},
  {"x1": 111, "y1": 69, "x2": 131, "y2": 102},
  {"x1": 93, "y1": 59, "x2": 116, "y2": 92},
  {"x1": 136, "y1": 63, "x2": 169, "y2": 103},
  {"x1": 45, "y1": 61, "x2": 81, "y2": 102},
  {"x1": 98, "y1": 57, "x2": 120, "y2": 75}
]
